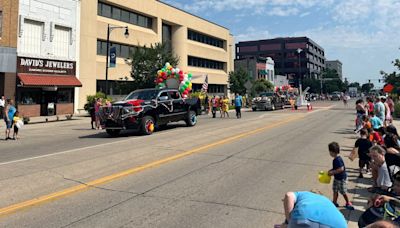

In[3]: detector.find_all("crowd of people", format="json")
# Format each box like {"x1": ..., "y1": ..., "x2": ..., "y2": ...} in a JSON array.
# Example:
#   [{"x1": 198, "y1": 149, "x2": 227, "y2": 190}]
[
  {"x1": 204, "y1": 93, "x2": 243, "y2": 119},
  {"x1": 88, "y1": 97, "x2": 112, "y2": 130},
  {"x1": 0, "y1": 95, "x2": 22, "y2": 140},
  {"x1": 278, "y1": 95, "x2": 400, "y2": 227}
]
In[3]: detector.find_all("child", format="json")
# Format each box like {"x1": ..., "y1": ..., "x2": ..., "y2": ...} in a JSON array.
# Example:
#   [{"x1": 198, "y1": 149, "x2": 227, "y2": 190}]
[
  {"x1": 362, "y1": 115, "x2": 372, "y2": 131},
  {"x1": 370, "y1": 111, "x2": 383, "y2": 131},
  {"x1": 369, "y1": 127, "x2": 384, "y2": 146},
  {"x1": 352, "y1": 129, "x2": 373, "y2": 178},
  {"x1": 328, "y1": 142, "x2": 354, "y2": 210},
  {"x1": 13, "y1": 111, "x2": 21, "y2": 140}
]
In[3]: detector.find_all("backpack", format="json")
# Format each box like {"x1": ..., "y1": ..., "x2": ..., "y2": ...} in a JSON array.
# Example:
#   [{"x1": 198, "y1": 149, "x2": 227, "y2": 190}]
[{"x1": 358, "y1": 200, "x2": 400, "y2": 227}]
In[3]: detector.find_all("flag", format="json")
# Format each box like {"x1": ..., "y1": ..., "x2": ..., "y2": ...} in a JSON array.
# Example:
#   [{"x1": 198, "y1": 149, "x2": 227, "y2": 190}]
[
  {"x1": 201, "y1": 75, "x2": 208, "y2": 93},
  {"x1": 109, "y1": 46, "x2": 116, "y2": 68}
]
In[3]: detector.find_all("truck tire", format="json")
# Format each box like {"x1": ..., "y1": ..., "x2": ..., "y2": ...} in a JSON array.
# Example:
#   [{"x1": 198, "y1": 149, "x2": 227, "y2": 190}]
[
  {"x1": 185, "y1": 110, "x2": 197, "y2": 127},
  {"x1": 106, "y1": 129, "x2": 121, "y2": 137},
  {"x1": 141, "y1": 116, "x2": 155, "y2": 135}
]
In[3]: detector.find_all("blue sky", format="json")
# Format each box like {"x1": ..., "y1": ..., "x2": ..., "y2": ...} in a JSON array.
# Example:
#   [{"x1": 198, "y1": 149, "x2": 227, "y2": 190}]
[{"x1": 163, "y1": 0, "x2": 400, "y2": 86}]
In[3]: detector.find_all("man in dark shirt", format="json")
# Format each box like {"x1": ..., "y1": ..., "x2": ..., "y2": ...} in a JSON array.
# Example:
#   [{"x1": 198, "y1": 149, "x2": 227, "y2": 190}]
[
  {"x1": 328, "y1": 142, "x2": 354, "y2": 210},
  {"x1": 353, "y1": 128, "x2": 373, "y2": 178}
]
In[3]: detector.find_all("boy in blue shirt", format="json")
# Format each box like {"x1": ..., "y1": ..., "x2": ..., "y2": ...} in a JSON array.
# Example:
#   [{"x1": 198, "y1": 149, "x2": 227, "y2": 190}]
[
  {"x1": 328, "y1": 142, "x2": 354, "y2": 210},
  {"x1": 234, "y1": 93, "x2": 242, "y2": 119},
  {"x1": 370, "y1": 111, "x2": 383, "y2": 130}
]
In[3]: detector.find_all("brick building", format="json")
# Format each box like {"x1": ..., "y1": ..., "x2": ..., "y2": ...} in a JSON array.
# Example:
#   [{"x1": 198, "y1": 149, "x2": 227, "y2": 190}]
[{"x1": 236, "y1": 37, "x2": 326, "y2": 86}]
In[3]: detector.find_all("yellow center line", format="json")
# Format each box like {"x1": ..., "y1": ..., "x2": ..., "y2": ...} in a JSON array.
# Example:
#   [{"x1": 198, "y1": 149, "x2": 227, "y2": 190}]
[{"x1": 0, "y1": 114, "x2": 306, "y2": 216}]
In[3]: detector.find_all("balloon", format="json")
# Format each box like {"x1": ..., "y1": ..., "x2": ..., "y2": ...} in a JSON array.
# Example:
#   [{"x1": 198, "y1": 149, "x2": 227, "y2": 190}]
[
  {"x1": 165, "y1": 62, "x2": 170, "y2": 68},
  {"x1": 175, "y1": 68, "x2": 180, "y2": 73}
]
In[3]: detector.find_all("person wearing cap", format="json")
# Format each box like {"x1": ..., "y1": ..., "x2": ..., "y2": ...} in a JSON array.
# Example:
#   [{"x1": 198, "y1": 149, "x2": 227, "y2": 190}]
[{"x1": 374, "y1": 96, "x2": 386, "y2": 123}]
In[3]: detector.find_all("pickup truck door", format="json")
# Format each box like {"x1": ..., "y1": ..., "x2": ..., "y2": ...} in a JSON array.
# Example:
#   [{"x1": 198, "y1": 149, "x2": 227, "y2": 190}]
[
  {"x1": 157, "y1": 91, "x2": 173, "y2": 123},
  {"x1": 168, "y1": 91, "x2": 186, "y2": 117}
]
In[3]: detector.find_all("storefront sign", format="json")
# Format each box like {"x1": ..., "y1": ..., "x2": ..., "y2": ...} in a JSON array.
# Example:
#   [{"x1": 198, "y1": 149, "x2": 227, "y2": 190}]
[{"x1": 17, "y1": 57, "x2": 76, "y2": 75}]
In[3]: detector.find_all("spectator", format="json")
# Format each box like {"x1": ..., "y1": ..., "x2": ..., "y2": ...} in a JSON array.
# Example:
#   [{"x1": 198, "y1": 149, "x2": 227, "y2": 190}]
[
  {"x1": 12, "y1": 111, "x2": 21, "y2": 140},
  {"x1": 369, "y1": 145, "x2": 393, "y2": 192},
  {"x1": 375, "y1": 97, "x2": 386, "y2": 123},
  {"x1": 280, "y1": 191, "x2": 347, "y2": 228},
  {"x1": 211, "y1": 96, "x2": 217, "y2": 118},
  {"x1": 371, "y1": 111, "x2": 384, "y2": 131},
  {"x1": 0, "y1": 95, "x2": 5, "y2": 119},
  {"x1": 94, "y1": 98, "x2": 102, "y2": 130},
  {"x1": 382, "y1": 96, "x2": 392, "y2": 126},
  {"x1": 387, "y1": 96, "x2": 395, "y2": 118},
  {"x1": 328, "y1": 142, "x2": 354, "y2": 209},
  {"x1": 352, "y1": 128, "x2": 373, "y2": 178},
  {"x1": 234, "y1": 93, "x2": 242, "y2": 119},
  {"x1": 4, "y1": 99, "x2": 16, "y2": 140}
]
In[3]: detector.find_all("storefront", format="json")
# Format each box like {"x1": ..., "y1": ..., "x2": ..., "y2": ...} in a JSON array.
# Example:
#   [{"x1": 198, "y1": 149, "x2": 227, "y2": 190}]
[{"x1": 16, "y1": 57, "x2": 82, "y2": 117}]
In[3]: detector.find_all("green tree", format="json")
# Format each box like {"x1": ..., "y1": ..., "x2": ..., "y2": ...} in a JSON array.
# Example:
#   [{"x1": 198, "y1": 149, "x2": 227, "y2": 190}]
[
  {"x1": 251, "y1": 79, "x2": 274, "y2": 95},
  {"x1": 320, "y1": 68, "x2": 345, "y2": 93},
  {"x1": 348, "y1": 82, "x2": 361, "y2": 90},
  {"x1": 228, "y1": 67, "x2": 251, "y2": 95},
  {"x1": 361, "y1": 83, "x2": 374, "y2": 93},
  {"x1": 302, "y1": 78, "x2": 320, "y2": 93},
  {"x1": 381, "y1": 49, "x2": 400, "y2": 94},
  {"x1": 127, "y1": 42, "x2": 179, "y2": 89}
]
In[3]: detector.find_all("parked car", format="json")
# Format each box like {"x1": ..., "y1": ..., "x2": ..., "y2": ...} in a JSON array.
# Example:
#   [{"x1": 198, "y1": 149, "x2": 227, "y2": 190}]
[
  {"x1": 252, "y1": 92, "x2": 285, "y2": 111},
  {"x1": 100, "y1": 88, "x2": 199, "y2": 136},
  {"x1": 331, "y1": 92, "x2": 341, "y2": 101}
]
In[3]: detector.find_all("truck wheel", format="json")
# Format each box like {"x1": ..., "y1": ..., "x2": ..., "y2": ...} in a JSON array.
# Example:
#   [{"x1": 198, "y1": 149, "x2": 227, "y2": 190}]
[
  {"x1": 252, "y1": 107, "x2": 257, "y2": 111},
  {"x1": 141, "y1": 116, "x2": 155, "y2": 135},
  {"x1": 185, "y1": 110, "x2": 197, "y2": 127},
  {"x1": 106, "y1": 129, "x2": 120, "y2": 137}
]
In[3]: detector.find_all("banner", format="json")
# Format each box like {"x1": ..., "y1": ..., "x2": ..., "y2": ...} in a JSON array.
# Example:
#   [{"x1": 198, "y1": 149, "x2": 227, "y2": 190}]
[{"x1": 109, "y1": 46, "x2": 116, "y2": 68}]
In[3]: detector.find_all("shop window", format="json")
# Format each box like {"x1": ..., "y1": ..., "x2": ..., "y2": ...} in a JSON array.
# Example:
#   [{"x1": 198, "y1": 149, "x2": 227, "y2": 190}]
[
  {"x1": 19, "y1": 90, "x2": 41, "y2": 104},
  {"x1": 57, "y1": 90, "x2": 72, "y2": 103}
]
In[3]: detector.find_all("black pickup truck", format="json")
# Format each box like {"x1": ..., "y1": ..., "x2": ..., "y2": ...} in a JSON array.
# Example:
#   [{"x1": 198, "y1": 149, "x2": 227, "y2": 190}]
[{"x1": 100, "y1": 88, "x2": 199, "y2": 136}]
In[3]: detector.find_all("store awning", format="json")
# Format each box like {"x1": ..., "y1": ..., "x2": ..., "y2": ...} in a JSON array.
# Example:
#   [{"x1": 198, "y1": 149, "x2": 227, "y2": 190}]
[{"x1": 18, "y1": 74, "x2": 82, "y2": 87}]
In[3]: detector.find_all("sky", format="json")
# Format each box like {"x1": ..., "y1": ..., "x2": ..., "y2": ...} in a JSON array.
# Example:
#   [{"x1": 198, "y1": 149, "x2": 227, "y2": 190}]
[{"x1": 162, "y1": 0, "x2": 400, "y2": 86}]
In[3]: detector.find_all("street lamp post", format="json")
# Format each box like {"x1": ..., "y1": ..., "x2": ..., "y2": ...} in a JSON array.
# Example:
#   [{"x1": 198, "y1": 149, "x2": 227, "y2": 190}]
[
  {"x1": 105, "y1": 24, "x2": 129, "y2": 95},
  {"x1": 296, "y1": 48, "x2": 303, "y2": 95}
]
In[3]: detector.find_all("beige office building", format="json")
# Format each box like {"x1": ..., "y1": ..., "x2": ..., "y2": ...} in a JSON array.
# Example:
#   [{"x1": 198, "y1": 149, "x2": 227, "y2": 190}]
[{"x1": 79, "y1": 0, "x2": 234, "y2": 110}]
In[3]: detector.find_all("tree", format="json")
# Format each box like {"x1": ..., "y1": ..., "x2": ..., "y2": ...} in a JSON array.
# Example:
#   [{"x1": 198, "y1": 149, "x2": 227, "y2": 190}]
[
  {"x1": 228, "y1": 67, "x2": 251, "y2": 95},
  {"x1": 251, "y1": 79, "x2": 274, "y2": 95},
  {"x1": 381, "y1": 48, "x2": 400, "y2": 94},
  {"x1": 302, "y1": 78, "x2": 320, "y2": 93},
  {"x1": 361, "y1": 83, "x2": 374, "y2": 93},
  {"x1": 320, "y1": 68, "x2": 345, "y2": 93},
  {"x1": 127, "y1": 42, "x2": 179, "y2": 89},
  {"x1": 348, "y1": 82, "x2": 361, "y2": 91}
]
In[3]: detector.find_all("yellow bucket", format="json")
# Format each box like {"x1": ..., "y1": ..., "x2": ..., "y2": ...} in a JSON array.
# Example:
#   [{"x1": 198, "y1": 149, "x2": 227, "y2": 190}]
[{"x1": 318, "y1": 171, "x2": 331, "y2": 184}]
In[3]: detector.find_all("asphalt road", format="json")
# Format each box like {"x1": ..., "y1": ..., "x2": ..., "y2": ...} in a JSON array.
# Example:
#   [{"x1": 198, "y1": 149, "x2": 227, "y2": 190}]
[{"x1": 0, "y1": 101, "x2": 358, "y2": 227}]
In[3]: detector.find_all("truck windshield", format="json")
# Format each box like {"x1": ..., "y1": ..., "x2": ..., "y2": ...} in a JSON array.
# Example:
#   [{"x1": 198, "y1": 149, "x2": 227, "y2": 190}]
[{"x1": 124, "y1": 90, "x2": 158, "y2": 101}]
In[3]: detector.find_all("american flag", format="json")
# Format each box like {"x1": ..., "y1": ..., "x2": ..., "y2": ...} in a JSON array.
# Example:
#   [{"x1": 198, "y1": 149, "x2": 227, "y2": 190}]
[{"x1": 201, "y1": 75, "x2": 208, "y2": 93}]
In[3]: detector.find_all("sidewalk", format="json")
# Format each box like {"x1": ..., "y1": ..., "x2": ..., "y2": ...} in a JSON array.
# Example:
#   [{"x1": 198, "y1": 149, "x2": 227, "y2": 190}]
[
  {"x1": 25, "y1": 114, "x2": 88, "y2": 124},
  {"x1": 344, "y1": 120, "x2": 400, "y2": 227}
]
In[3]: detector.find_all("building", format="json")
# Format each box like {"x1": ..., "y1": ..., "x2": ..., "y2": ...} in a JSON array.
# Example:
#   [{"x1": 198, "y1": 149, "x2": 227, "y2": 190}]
[
  {"x1": 0, "y1": 0, "x2": 19, "y2": 100},
  {"x1": 326, "y1": 60, "x2": 343, "y2": 81},
  {"x1": 79, "y1": 0, "x2": 234, "y2": 109},
  {"x1": 14, "y1": 0, "x2": 81, "y2": 117},
  {"x1": 234, "y1": 57, "x2": 267, "y2": 81},
  {"x1": 236, "y1": 37, "x2": 326, "y2": 86}
]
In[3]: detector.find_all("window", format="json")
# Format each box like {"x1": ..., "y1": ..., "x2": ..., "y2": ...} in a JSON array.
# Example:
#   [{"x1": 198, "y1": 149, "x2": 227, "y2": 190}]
[
  {"x1": 188, "y1": 56, "x2": 224, "y2": 70},
  {"x1": 98, "y1": 2, "x2": 152, "y2": 29},
  {"x1": 57, "y1": 89, "x2": 73, "y2": 103},
  {"x1": 21, "y1": 19, "x2": 44, "y2": 55},
  {"x1": 97, "y1": 40, "x2": 137, "y2": 58},
  {"x1": 168, "y1": 91, "x2": 180, "y2": 99},
  {"x1": 53, "y1": 25, "x2": 71, "y2": 58},
  {"x1": 0, "y1": 11, "x2": 2, "y2": 37},
  {"x1": 162, "y1": 23, "x2": 172, "y2": 51},
  {"x1": 187, "y1": 29, "x2": 224, "y2": 48}
]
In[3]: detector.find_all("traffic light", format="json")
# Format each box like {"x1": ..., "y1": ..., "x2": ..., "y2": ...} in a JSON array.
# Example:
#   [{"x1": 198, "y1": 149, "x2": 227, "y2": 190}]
[
  {"x1": 378, "y1": 79, "x2": 381, "y2": 83},
  {"x1": 368, "y1": 80, "x2": 371, "y2": 83}
]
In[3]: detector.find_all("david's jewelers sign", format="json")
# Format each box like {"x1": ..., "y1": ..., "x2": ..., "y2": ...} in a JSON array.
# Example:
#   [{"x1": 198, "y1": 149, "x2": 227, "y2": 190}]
[{"x1": 17, "y1": 57, "x2": 76, "y2": 75}]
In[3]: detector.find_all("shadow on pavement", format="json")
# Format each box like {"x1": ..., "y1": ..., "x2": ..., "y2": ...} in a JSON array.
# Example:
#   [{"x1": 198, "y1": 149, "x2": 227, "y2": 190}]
[
  {"x1": 332, "y1": 128, "x2": 355, "y2": 135},
  {"x1": 78, "y1": 123, "x2": 187, "y2": 139}
]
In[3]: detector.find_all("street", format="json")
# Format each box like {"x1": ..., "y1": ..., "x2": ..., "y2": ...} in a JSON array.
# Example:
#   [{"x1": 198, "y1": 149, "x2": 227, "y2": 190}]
[{"x1": 0, "y1": 101, "x2": 361, "y2": 227}]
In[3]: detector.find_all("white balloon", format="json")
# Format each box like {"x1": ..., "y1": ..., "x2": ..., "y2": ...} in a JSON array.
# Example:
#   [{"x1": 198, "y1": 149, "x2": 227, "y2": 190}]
[{"x1": 175, "y1": 68, "x2": 180, "y2": 73}]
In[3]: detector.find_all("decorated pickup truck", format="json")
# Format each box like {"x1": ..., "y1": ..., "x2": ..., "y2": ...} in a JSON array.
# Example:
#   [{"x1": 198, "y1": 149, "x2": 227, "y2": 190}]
[{"x1": 101, "y1": 88, "x2": 199, "y2": 136}]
